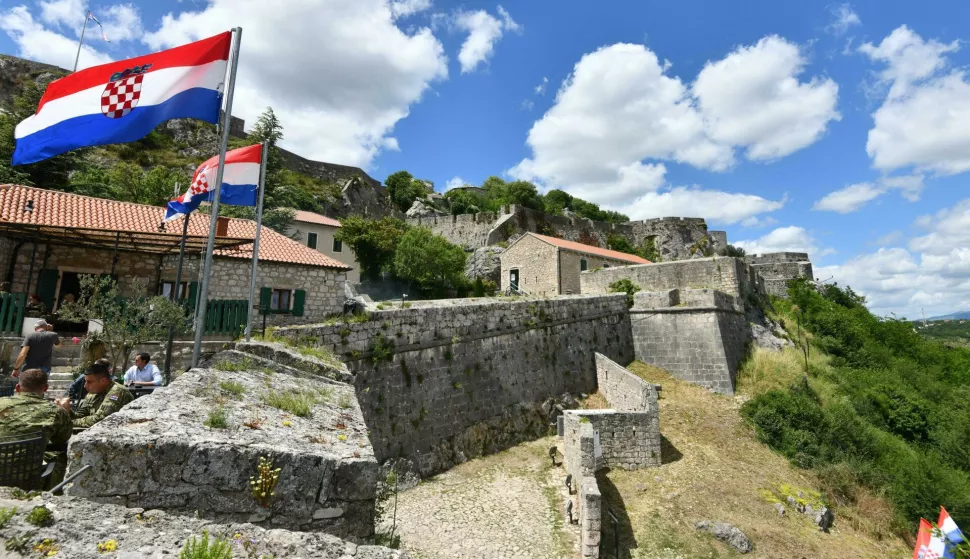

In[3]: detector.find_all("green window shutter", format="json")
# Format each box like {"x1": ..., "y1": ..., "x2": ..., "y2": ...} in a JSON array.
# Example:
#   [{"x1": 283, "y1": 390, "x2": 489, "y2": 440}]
[
  {"x1": 259, "y1": 287, "x2": 272, "y2": 313},
  {"x1": 188, "y1": 281, "x2": 199, "y2": 312},
  {"x1": 307, "y1": 232, "x2": 318, "y2": 250},
  {"x1": 36, "y1": 269, "x2": 59, "y2": 309},
  {"x1": 292, "y1": 289, "x2": 306, "y2": 316}
]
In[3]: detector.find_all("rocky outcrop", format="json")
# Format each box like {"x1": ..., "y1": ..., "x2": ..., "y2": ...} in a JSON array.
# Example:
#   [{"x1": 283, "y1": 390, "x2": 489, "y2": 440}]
[
  {"x1": 695, "y1": 520, "x2": 753, "y2": 553},
  {"x1": 0, "y1": 489, "x2": 408, "y2": 558},
  {"x1": 464, "y1": 245, "x2": 504, "y2": 285},
  {"x1": 405, "y1": 199, "x2": 448, "y2": 218}
]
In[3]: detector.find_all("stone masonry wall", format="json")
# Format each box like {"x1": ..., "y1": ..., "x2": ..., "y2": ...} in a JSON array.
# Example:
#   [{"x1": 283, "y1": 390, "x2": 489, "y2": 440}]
[
  {"x1": 595, "y1": 353, "x2": 657, "y2": 413},
  {"x1": 162, "y1": 255, "x2": 345, "y2": 327},
  {"x1": 277, "y1": 294, "x2": 634, "y2": 476},
  {"x1": 9, "y1": 243, "x2": 163, "y2": 296},
  {"x1": 580, "y1": 257, "x2": 764, "y2": 298},
  {"x1": 630, "y1": 288, "x2": 749, "y2": 395},
  {"x1": 406, "y1": 205, "x2": 723, "y2": 261},
  {"x1": 745, "y1": 252, "x2": 814, "y2": 298},
  {"x1": 562, "y1": 416, "x2": 600, "y2": 558},
  {"x1": 497, "y1": 233, "x2": 560, "y2": 295},
  {"x1": 0, "y1": 236, "x2": 15, "y2": 283}
]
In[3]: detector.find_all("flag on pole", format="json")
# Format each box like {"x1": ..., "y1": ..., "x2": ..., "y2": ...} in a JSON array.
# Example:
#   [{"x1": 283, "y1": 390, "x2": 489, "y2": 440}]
[
  {"x1": 940, "y1": 508, "x2": 966, "y2": 545},
  {"x1": 165, "y1": 143, "x2": 263, "y2": 221},
  {"x1": 87, "y1": 12, "x2": 109, "y2": 42},
  {"x1": 12, "y1": 31, "x2": 231, "y2": 166},
  {"x1": 915, "y1": 518, "x2": 950, "y2": 559}
]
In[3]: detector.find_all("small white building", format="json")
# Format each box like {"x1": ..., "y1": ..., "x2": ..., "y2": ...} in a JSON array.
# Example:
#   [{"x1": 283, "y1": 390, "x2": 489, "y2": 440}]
[{"x1": 287, "y1": 210, "x2": 361, "y2": 285}]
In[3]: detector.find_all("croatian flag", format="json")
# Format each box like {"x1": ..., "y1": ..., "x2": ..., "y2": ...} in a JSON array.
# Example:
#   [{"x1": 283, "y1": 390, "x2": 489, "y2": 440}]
[
  {"x1": 915, "y1": 518, "x2": 950, "y2": 559},
  {"x1": 12, "y1": 32, "x2": 231, "y2": 166},
  {"x1": 940, "y1": 508, "x2": 965, "y2": 545},
  {"x1": 164, "y1": 143, "x2": 262, "y2": 221}
]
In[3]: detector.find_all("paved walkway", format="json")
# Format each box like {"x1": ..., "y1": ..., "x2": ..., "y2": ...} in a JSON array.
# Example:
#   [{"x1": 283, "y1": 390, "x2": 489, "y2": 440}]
[{"x1": 391, "y1": 437, "x2": 577, "y2": 559}]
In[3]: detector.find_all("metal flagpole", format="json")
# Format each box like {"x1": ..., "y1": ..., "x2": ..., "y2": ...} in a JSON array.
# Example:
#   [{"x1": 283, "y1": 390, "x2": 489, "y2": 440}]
[
  {"x1": 72, "y1": 14, "x2": 89, "y2": 72},
  {"x1": 162, "y1": 207, "x2": 191, "y2": 384},
  {"x1": 192, "y1": 27, "x2": 242, "y2": 368},
  {"x1": 245, "y1": 140, "x2": 269, "y2": 341}
]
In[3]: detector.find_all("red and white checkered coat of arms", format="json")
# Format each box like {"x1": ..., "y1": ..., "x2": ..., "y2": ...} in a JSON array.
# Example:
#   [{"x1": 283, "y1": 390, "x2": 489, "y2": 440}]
[{"x1": 101, "y1": 73, "x2": 144, "y2": 119}]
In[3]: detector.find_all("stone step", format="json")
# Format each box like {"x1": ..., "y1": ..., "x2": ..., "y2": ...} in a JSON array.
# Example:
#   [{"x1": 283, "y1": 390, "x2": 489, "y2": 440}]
[
  {"x1": 50, "y1": 357, "x2": 82, "y2": 367},
  {"x1": 50, "y1": 366, "x2": 75, "y2": 375},
  {"x1": 48, "y1": 380, "x2": 72, "y2": 390},
  {"x1": 49, "y1": 373, "x2": 74, "y2": 381}
]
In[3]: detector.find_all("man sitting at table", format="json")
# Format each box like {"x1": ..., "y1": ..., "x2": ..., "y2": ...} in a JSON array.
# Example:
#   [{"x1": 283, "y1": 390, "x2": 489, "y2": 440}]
[
  {"x1": 0, "y1": 369, "x2": 72, "y2": 487},
  {"x1": 57, "y1": 361, "x2": 132, "y2": 428},
  {"x1": 123, "y1": 353, "x2": 162, "y2": 387}
]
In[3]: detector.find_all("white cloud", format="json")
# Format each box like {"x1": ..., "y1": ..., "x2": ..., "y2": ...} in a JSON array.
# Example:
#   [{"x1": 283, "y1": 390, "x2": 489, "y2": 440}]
[
  {"x1": 827, "y1": 4, "x2": 861, "y2": 35},
  {"x1": 510, "y1": 37, "x2": 837, "y2": 213},
  {"x1": 741, "y1": 215, "x2": 779, "y2": 228},
  {"x1": 861, "y1": 26, "x2": 970, "y2": 175},
  {"x1": 880, "y1": 173, "x2": 924, "y2": 201},
  {"x1": 813, "y1": 182, "x2": 881, "y2": 213},
  {"x1": 39, "y1": 0, "x2": 84, "y2": 29},
  {"x1": 0, "y1": 5, "x2": 111, "y2": 70},
  {"x1": 454, "y1": 6, "x2": 519, "y2": 74},
  {"x1": 445, "y1": 176, "x2": 465, "y2": 190},
  {"x1": 693, "y1": 35, "x2": 840, "y2": 161},
  {"x1": 734, "y1": 226, "x2": 827, "y2": 258},
  {"x1": 821, "y1": 200, "x2": 970, "y2": 317},
  {"x1": 143, "y1": 0, "x2": 447, "y2": 169},
  {"x1": 521, "y1": 99, "x2": 534, "y2": 111},
  {"x1": 870, "y1": 230, "x2": 903, "y2": 247},
  {"x1": 99, "y1": 4, "x2": 142, "y2": 43},
  {"x1": 534, "y1": 76, "x2": 548, "y2": 95},
  {"x1": 390, "y1": 0, "x2": 432, "y2": 19},
  {"x1": 622, "y1": 186, "x2": 785, "y2": 225}
]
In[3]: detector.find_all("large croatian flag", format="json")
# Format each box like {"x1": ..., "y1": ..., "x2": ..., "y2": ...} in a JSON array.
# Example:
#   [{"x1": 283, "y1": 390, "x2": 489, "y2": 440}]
[
  {"x1": 165, "y1": 143, "x2": 262, "y2": 221},
  {"x1": 12, "y1": 32, "x2": 231, "y2": 166}
]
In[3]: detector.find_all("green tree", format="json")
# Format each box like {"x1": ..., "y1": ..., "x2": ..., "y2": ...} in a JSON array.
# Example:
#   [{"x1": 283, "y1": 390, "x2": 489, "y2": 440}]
[
  {"x1": 502, "y1": 180, "x2": 544, "y2": 210},
  {"x1": 393, "y1": 226, "x2": 467, "y2": 294},
  {"x1": 385, "y1": 170, "x2": 425, "y2": 212},
  {"x1": 336, "y1": 216, "x2": 409, "y2": 279},
  {"x1": 248, "y1": 107, "x2": 287, "y2": 208},
  {"x1": 543, "y1": 189, "x2": 572, "y2": 215},
  {"x1": 444, "y1": 188, "x2": 489, "y2": 215},
  {"x1": 724, "y1": 244, "x2": 746, "y2": 257}
]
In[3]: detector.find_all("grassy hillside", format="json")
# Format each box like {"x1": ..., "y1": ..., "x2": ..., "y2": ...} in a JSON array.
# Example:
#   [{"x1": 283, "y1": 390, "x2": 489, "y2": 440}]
[
  {"x1": 587, "y1": 362, "x2": 909, "y2": 558},
  {"x1": 915, "y1": 319, "x2": 970, "y2": 346},
  {"x1": 738, "y1": 279, "x2": 970, "y2": 540}
]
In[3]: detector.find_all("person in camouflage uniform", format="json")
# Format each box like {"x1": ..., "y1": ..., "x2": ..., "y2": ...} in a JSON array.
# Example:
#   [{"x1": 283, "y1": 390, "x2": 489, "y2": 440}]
[
  {"x1": 56, "y1": 361, "x2": 132, "y2": 429},
  {"x1": 0, "y1": 369, "x2": 73, "y2": 488}
]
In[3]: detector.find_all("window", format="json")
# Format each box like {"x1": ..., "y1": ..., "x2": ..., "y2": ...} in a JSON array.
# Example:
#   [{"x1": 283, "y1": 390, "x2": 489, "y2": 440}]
[
  {"x1": 333, "y1": 238, "x2": 343, "y2": 253},
  {"x1": 270, "y1": 289, "x2": 291, "y2": 312},
  {"x1": 307, "y1": 232, "x2": 318, "y2": 249},
  {"x1": 160, "y1": 281, "x2": 188, "y2": 300},
  {"x1": 580, "y1": 258, "x2": 588, "y2": 271}
]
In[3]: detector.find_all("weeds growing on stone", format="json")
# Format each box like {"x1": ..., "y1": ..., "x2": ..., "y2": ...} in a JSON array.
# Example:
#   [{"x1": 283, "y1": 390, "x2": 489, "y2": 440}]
[
  {"x1": 26, "y1": 505, "x2": 53, "y2": 527},
  {"x1": 9, "y1": 489, "x2": 38, "y2": 500},
  {"x1": 338, "y1": 393, "x2": 353, "y2": 409},
  {"x1": 219, "y1": 380, "x2": 246, "y2": 397},
  {"x1": 0, "y1": 507, "x2": 16, "y2": 529},
  {"x1": 370, "y1": 333, "x2": 395, "y2": 364},
  {"x1": 97, "y1": 539, "x2": 119, "y2": 553},
  {"x1": 33, "y1": 538, "x2": 59, "y2": 556},
  {"x1": 4, "y1": 534, "x2": 30, "y2": 553},
  {"x1": 205, "y1": 406, "x2": 229, "y2": 429},
  {"x1": 214, "y1": 358, "x2": 253, "y2": 373},
  {"x1": 250, "y1": 456, "x2": 281, "y2": 508},
  {"x1": 179, "y1": 530, "x2": 232, "y2": 559},
  {"x1": 263, "y1": 389, "x2": 318, "y2": 417}
]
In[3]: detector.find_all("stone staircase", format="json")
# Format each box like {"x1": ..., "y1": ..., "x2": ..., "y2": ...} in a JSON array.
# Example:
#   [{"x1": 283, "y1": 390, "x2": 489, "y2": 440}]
[{"x1": 46, "y1": 341, "x2": 84, "y2": 399}]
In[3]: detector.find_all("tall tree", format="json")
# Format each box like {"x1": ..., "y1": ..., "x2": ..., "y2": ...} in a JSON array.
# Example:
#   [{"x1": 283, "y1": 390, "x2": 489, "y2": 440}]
[
  {"x1": 385, "y1": 170, "x2": 425, "y2": 212},
  {"x1": 393, "y1": 226, "x2": 467, "y2": 294},
  {"x1": 336, "y1": 216, "x2": 410, "y2": 280}
]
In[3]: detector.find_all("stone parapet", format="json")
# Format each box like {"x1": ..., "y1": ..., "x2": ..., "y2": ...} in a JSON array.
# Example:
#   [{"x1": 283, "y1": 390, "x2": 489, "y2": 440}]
[
  {"x1": 580, "y1": 475, "x2": 602, "y2": 559},
  {"x1": 580, "y1": 257, "x2": 764, "y2": 300},
  {"x1": 595, "y1": 353, "x2": 659, "y2": 413}
]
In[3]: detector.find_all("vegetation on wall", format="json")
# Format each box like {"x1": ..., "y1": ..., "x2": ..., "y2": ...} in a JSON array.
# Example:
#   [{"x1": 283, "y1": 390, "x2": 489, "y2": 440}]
[
  {"x1": 739, "y1": 278, "x2": 970, "y2": 536},
  {"x1": 385, "y1": 170, "x2": 431, "y2": 212},
  {"x1": 394, "y1": 227, "x2": 467, "y2": 295},
  {"x1": 608, "y1": 278, "x2": 641, "y2": 308}
]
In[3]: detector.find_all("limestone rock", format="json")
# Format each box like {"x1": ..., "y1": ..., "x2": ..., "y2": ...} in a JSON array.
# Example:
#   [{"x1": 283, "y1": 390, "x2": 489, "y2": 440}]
[
  {"x1": 465, "y1": 245, "x2": 505, "y2": 285},
  {"x1": 405, "y1": 199, "x2": 448, "y2": 218},
  {"x1": 815, "y1": 506, "x2": 834, "y2": 532},
  {"x1": 695, "y1": 520, "x2": 753, "y2": 554}
]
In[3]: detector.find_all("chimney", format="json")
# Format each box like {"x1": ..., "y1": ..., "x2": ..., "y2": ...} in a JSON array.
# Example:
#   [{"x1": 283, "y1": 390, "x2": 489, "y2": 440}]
[{"x1": 216, "y1": 216, "x2": 230, "y2": 237}]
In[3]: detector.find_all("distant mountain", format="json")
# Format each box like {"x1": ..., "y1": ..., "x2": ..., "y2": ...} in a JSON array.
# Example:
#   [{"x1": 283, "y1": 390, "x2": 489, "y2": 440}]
[{"x1": 927, "y1": 311, "x2": 970, "y2": 321}]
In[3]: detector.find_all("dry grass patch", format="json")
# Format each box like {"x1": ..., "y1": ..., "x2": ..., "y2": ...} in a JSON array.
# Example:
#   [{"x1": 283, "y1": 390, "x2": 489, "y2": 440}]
[
  {"x1": 736, "y1": 346, "x2": 832, "y2": 397},
  {"x1": 597, "y1": 362, "x2": 909, "y2": 558}
]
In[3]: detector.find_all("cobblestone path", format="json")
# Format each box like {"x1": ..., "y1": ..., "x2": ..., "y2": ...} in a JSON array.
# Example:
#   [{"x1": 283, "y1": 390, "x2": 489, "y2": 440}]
[{"x1": 392, "y1": 437, "x2": 577, "y2": 559}]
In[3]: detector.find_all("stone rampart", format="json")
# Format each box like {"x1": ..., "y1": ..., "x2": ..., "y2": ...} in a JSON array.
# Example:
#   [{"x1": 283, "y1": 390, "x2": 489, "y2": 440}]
[
  {"x1": 580, "y1": 474, "x2": 602, "y2": 558},
  {"x1": 630, "y1": 288, "x2": 749, "y2": 395},
  {"x1": 277, "y1": 294, "x2": 634, "y2": 476},
  {"x1": 580, "y1": 257, "x2": 764, "y2": 299},
  {"x1": 595, "y1": 353, "x2": 658, "y2": 413},
  {"x1": 745, "y1": 252, "x2": 814, "y2": 298}
]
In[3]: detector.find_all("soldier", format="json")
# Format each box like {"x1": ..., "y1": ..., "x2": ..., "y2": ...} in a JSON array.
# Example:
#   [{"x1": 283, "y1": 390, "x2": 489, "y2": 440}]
[
  {"x1": 0, "y1": 369, "x2": 73, "y2": 487},
  {"x1": 56, "y1": 361, "x2": 132, "y2": 429}
]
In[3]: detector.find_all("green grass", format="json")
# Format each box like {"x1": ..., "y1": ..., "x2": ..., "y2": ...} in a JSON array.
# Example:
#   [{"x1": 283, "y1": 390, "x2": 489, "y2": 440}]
[
  {"x1": 0, "y1": 507, "x2": 16, "y2": 529},
  {"x1": 263, "y1": 389, "x2": 320, "y2": 417},
  {"x1": 337, "y1": 393, "x2": 353, "y2": 409},
  {"x1": 213, "y1": 357, "x2": 253, "y2": 372},
  {"x1": 219, "y1": 380, "x2": 246, "y2": 397},
  {"x1": 204, "y1": 406, "x2": 229, "y2": 429},
  {"x1": 179, "y1": 530, "x2": 233, "y2": 559}
]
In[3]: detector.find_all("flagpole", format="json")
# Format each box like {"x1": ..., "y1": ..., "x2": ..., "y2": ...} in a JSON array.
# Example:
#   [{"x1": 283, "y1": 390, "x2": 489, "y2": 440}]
[
  {"x1": 162, "y1": 206, "x2": 191, "y2": 384},
  {"x1": 245, "y1": 140, "x2": 269, "y2": 342},
  {"x1": 192, "y1": 27, "x2": 242, "y2": 368},
  {"x1": 72, "y1": 14, "x2": 89, "y2": 72}
]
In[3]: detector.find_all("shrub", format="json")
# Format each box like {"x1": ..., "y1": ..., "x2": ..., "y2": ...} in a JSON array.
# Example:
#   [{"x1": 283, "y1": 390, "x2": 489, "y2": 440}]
[
  {"x1": 179, "y1": 531, "x2": 232, "y2": 559},
  {"x1": 204, "y1": 406, "x2": 229, "y2": 429},
  {"x1": 608, "y1": 278, "x2": 640, "y2": 308}
]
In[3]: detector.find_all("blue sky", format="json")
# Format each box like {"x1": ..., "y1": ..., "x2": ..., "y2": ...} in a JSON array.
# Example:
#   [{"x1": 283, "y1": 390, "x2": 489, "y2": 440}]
[{"x1": 2, "y1": 0, "x2": 970, "y2": 318}]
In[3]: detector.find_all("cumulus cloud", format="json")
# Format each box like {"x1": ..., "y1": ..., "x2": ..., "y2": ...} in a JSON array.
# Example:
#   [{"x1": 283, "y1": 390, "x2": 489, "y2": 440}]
[
  {"x1": 734, "y1": 226, "x2": 827, "y2": 258},
  {"x1": 389, "y1": 0, "x2": 432, "y2": 19},
  {"x1": 861, "y1": 26, "x2": 970, "y2": 175},
  {"x1": 693, "y1": 35, "x2": 840, "y2": 161},
  {"x1": 39, "y1": 0, "x2": 84, "y2": 28},
  {"x1": 454, "y1": 5, "x2": 519, "y2": 74},
  {"x1": 445, "y1": 176, "x2": 466, "y2": 190},
  {"x1": 143, "y1": 0, "x2": 447, "y2": 169},
  {"x1": 822, "y1": 200, "x2": 970, "y2": 317},
  {"x1": 534, "y1": 76, "x2": 548, "y2": 95},
  {"x1": 0, "y1": 5, "x2": 111, "y2": 69},
  {"x1": 813, "y1": 182, "x2": 881, "y2": 213},
  {"x1": 510, "y1": 37, "x2": 837, "y2": 221},
  {"x1": 827, "y1": 4, "x2": 861, "y2": 35},
  {"x1": 98, "y1": 4, "x2": 143, "y2": 43}
]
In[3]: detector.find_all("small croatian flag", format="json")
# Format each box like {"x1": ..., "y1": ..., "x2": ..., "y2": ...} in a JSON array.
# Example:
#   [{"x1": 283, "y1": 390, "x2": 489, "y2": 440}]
[
  {"x1": 88, "y1": 12, "x2": 109, "y2": 42},
  {"x1": 165, "y1": 143, "x2": 263, "y2": 221}
]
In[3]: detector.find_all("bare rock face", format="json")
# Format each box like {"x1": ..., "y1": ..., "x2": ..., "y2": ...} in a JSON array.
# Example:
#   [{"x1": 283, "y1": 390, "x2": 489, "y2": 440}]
[
  {"x1": 464, "y1": 245, "x2": 505, "y2": 285},
  {"x1": 695, "y1": 520, "x2": 753, "y2": 553},
  {"x1": 0, "y1": 489, "x2": 408, "y2": 558},
  {"x1": 405, "y1": 199, "x2": 448, "y2": 218}
]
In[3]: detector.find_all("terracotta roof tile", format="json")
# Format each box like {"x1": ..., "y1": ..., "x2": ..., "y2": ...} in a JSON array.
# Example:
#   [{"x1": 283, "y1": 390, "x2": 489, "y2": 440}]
[
  {"x1": 0, "y1": 184, "x2": 351, "y2": 269},
  {"x1": 292, "y1": 209, "x2": 342, "y2": 228},
  {"x1": 529, "y1": 233, "x2": 651, "y2": 265}
]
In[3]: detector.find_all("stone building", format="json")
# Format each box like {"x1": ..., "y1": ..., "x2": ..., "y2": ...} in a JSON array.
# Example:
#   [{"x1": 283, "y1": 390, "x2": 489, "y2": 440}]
[
  {"x1": 0, "y1": 184, "x2": 351, "y2": 330},
  {"x1": 288, "y1": 209, "x2": 361, "y2": 284},
  {"x1": 500, "y1": 232, "x2": 650, "y2": 296},
  {"x1": 745, "y1": 252, "x2": 814, "y2": 298}
]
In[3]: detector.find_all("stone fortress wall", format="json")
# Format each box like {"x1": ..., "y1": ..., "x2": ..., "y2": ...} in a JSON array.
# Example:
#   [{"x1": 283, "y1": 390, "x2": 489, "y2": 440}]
[
  {"x1": 745, "y1": 252, "x2": 814, "y2": 298},
  {"x1": 406, "y1": 204, "x2": 728, "y2": 261},
  {"x1": 580, "y1": 256, "x2": 764, "y2": 299},
  {"x1": 278, "y1": 295, "x2": 635, "y2": 476}
]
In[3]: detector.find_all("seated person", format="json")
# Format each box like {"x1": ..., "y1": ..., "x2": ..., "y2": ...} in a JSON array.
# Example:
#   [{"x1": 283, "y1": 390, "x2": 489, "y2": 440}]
[
  {"x1": 57, "y1": 362, "x2": 132, "y2": 429},
  {"x1": 123, "y1": 353, "x2": 162, "y2": 387},
  {"x1": 67, "y1": 358, "x2": 111, "y2": 402},
  {"x1": 24, "y1": 293, "x2": 47, "y2": 318},
  {"x1": 0, "y1": 369, "x2": 72, "y2": 488}
]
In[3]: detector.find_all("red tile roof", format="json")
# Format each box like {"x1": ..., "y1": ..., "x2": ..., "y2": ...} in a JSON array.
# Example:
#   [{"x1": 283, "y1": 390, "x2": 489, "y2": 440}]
[
  {"x1": 293, "y1": 209, "x2": 342, "y2": 228},
  {"x1": 0, "y1": 184, "x2": 351, "y2": 269},
  {"x1": 529, "y1": 233, "x2": 651, "y2": 265}
]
